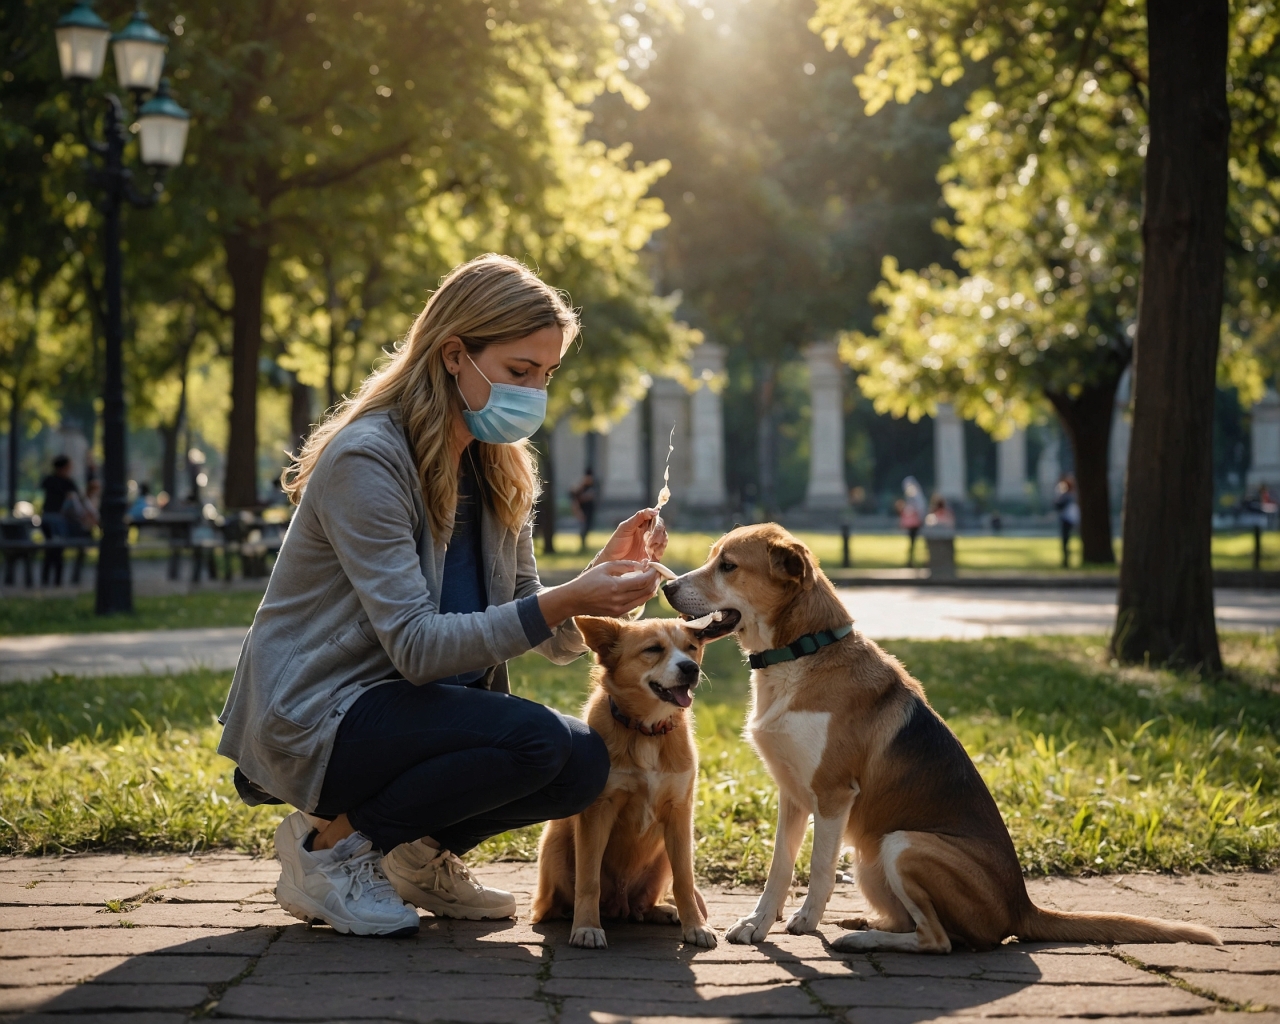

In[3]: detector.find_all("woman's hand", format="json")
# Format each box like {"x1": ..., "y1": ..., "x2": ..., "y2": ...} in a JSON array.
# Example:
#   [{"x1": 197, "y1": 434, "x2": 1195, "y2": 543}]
[
  {"x1": 593, "y1": 508, "x2": 669, "y2": 565},
  {"x1": 538, "y1": 560, "x2": 660, "y2": 627}
]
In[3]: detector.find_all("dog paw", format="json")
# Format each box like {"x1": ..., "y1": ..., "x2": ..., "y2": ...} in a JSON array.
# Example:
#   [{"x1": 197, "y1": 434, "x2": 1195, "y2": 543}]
[
  {"x1": 837, "y1": 916, "x2": 870, "y2": 931},
  {"x1": 683, "y1": 923, "x2": 718, "y2": 948},
  {"x1": 569, "y1": 927, "x2": 608, "y2": 949},
  {"x1": 785, "y1": 904, "x2": 822, "y2": 935},
  {"x1": 725, "y1": 914, "x2": 771, "y2": 944},
  {"x1": 831, "y1": 930, "x2": 877, "y2": 952}
]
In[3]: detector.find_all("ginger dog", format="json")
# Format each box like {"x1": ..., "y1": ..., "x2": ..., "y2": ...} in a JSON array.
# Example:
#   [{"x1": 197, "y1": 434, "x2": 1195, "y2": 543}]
[
  {"x1": 532, "y1": 616, "x2": 728, "y2": 950},
  {"x1": 662, "y1": 524, "x2": 1221, "y2": 953}
]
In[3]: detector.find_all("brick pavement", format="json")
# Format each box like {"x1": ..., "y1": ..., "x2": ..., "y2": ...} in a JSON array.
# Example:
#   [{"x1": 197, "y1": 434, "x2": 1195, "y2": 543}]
[{"x1": 0, "y1": 855, "x2": 1275, "y2": 1023}]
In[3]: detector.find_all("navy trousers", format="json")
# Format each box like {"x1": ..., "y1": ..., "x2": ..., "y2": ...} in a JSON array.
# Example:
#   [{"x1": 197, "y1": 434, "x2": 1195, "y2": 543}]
[{"x1": 313, "y1": 679, "x2": 609, "y2": 854}]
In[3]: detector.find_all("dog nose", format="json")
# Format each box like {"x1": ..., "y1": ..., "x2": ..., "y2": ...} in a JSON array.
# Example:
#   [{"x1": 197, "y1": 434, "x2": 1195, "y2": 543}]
[
  {"x1": 677, "y1": 659, "x2": 699, "y2": 684},
  {"x1": 661, "y1": 580, "x2": 679, "y2": 597}
]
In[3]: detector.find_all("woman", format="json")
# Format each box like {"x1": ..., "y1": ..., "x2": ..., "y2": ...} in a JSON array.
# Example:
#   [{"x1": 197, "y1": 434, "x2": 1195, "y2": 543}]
[{"x1": 218, "y1": 255, "x2": 665, "y2": 937}]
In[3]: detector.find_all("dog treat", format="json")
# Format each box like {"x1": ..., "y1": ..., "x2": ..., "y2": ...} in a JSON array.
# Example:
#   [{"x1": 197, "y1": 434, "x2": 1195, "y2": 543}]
[
  {"x1": 655, "y1": 425, "x2": 674, "y2": 510},
  {"x1": 645, "y1": 425, "x2": 675, "y2": 558},
  {"x1": 618, "y1": 560, "x2": 678, "y2": 582},
  {"x1": 681, "y1": 610, "x2": 723, "y2": 630}
]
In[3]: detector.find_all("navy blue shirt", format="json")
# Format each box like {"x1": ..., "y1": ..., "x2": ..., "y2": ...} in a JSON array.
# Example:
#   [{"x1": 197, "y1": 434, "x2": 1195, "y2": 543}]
[{"x1": 433, "y1": 450, "x2": 551, "y2": 687}]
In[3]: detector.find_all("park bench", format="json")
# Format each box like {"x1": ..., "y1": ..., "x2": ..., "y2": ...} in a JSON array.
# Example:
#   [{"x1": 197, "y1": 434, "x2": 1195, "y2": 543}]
[
  {"x1": 217, "y1": 512, "x2": 286, "y2": 580},
  {"x1": 129, "y1": 510, "x2": 226, "y2": 582},
  {"x1": 1, "y1": 517, "x2": 96, "y2": 587}
]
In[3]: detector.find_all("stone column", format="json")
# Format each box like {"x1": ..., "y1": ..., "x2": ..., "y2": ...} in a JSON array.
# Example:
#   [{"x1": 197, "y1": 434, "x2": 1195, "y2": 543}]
[
  {"x1": 1248, "y1": 386, "x2": 1280, "y2": 490},
  {"x1": 804, "y1": 341, "x2": 847, "y2": 509},
  {"x1": 649, "y1": 377, "x2": 689, "y2": 508},
  {"x1": 686, "y1": 343, "x2": 727, "y2": 508},
  {"x1": 933, "y1": 403, "x2": 967, "y2": 502},
  {"x1": 996, "y1": 427, "x2": 1028, "y2": 503},
  {"x1": 1037, "y1": 430, "x2": 1062, "y2": 504},
  {"x1": 1109, "y1": 367, "x2": 1133, "y2": 505},
  {"x1": 600, "y1": 403, "x2": 645, "y2": 504}
]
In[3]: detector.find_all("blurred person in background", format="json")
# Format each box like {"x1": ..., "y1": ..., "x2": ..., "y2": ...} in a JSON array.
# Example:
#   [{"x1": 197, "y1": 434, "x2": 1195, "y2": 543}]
[
  {"x1": 898, "y1": 476, "x2": 926, "y2": 567},
  {"x1": 39, "y1": 455, "x2": 78, "y2": 585},
  {"x1": 1054, "y1": 475, "x2": 1079, "y2": 568}
]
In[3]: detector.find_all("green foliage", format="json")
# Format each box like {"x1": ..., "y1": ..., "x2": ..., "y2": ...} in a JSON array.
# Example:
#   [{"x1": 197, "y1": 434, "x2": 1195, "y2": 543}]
[
  {"x1": 589, "y1": 0, "x2": 960, "y2": 507},
  {"x1": 1, "y1": 0, "x2": 695, "y2": 493},
  {"x1": 1, "y1": 636, "x2": 1276, "y2": 883},
  {"x1": 813, "y1": 0, "x2": 1280, "y2": 415}
]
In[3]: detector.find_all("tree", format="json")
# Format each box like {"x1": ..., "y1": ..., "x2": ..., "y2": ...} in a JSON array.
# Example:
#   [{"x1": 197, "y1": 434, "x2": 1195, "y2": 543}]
[
  {"x1": 139, "y1": 0, "x2": 691, "y2": 507},
  {"x1": 842, "y1": 69, "x2": 1146, "y2": 563},
  {"x1": 592, "y1": 0, "x2": 958, "y2": 512},
  {"x1": 814, "y1": 0, "x2": 1280, "y2": 616},
  {"x1": 1114, "y1": 1, "x2": 1229, "y2": 671}
]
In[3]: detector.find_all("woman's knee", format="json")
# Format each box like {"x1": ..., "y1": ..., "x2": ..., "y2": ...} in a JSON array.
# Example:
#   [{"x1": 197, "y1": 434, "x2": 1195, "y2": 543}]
[
  {"x1": 553, "y1": 718, "x2": 610, "y2": 816},
  {"x1": 506, "y1": 699, "x2": 577, "y2": 780}
]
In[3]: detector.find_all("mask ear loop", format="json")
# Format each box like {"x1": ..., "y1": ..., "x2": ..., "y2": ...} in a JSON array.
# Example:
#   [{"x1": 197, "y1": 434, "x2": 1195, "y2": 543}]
[{"x1": 454, "y1": 351, "x2": 491, "y2": 414}]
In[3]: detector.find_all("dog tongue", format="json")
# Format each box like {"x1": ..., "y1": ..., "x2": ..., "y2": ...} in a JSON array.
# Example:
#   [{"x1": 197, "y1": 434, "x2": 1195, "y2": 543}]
[{"x1": 671, "y1": 685, "x2": 694, "y2": 708}]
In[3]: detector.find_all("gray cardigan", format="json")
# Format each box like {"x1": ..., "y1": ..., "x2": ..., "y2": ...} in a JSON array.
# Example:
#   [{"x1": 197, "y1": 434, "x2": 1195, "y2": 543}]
[{"x1": 217, "y1": 410, "x2": 588, "y2": 811}]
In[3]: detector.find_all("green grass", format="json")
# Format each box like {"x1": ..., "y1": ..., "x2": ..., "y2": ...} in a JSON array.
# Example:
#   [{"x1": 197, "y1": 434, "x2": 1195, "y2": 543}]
[
  {"x1": 3, "y1": 529, "x2": 1274, "y2": 637},
  {"x1": 1, "y1": 629, "x2": 1275, "y2": 882},
  {"x1": 0, "y1": 590, "x2": 267, "y2": 636},
  {"x1": 534, "y1": 530, "x2": 1279, "y2": 573}
]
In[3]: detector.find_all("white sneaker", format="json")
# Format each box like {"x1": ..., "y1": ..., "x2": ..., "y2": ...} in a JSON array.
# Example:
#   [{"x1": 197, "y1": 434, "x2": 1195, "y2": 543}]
[
  {"x1": 382, "y1": 838, "x2": 517, "y2": 920},
  {"x1": 274, "y1": 811, "x2": 420, "y2": 937}
]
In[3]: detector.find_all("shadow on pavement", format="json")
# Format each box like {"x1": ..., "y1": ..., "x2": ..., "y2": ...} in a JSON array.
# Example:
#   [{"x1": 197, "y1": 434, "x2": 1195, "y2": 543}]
[{"x1": 3, "y1": 913, "x2": 1050, "y2": 1023}]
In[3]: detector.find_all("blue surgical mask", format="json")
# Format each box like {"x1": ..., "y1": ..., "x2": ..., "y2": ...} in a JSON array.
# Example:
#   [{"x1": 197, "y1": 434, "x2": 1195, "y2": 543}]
[{"x1": 457, "y1": 355, "x2": 548, "y2": 444}]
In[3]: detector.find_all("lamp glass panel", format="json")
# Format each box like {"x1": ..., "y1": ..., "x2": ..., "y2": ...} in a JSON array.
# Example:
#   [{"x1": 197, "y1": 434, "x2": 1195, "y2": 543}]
[
  {"x1": 113, "y1": 38, "x2": 165, "y2": 91},
  {"x1": 55, "y1": 25, "x2": 109, "y2": 80},
  {"x1": 138, "y1": 115, "x2": 188, "y2": 167}
]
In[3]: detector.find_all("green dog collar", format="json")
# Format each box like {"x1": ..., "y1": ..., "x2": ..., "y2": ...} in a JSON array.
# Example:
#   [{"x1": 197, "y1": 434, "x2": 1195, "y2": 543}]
[{"x1": 747, "y1": 623, "x2": 853, "y2": 670}]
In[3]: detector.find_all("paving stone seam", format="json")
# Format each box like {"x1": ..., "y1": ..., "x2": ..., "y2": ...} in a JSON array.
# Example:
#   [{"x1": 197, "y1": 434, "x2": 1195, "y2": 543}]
[
  {"x1": 797, "y1": 972, "x2": 853, "y2": 1021},
  {"x1": 532, "y1": 936, "x2": 564, "y2": 1023},
  {"x1": 195, "y1": 924, "x2": 284, "y2": 1018},
  {"x1": 1112, "y1": 950, "x2": 1255, "y2": 1013}
]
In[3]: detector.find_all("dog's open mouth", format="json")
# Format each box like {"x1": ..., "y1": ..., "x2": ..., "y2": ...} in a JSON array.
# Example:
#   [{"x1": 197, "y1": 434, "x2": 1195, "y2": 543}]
[
  {"x1": 650, "y1": 680, "x2": 696, "y2": 708},
  {"x1": 680, "y1": 608, "x2": 741, "y2": 640}
]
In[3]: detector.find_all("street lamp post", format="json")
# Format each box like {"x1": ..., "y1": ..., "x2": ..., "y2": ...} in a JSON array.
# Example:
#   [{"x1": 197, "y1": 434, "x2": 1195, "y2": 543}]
[{"x1": 54, "y1": 2, "x2": 190, "y2": 615}]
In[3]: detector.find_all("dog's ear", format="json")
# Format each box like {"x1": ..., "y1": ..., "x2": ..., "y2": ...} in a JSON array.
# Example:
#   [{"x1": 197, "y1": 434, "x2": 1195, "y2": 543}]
[
  {"x1": 768, "y1": 540, "x2": 815, "y2": 590},
  {"x1": 574, "y1": 616, "x2": 623, "y2": 666}
]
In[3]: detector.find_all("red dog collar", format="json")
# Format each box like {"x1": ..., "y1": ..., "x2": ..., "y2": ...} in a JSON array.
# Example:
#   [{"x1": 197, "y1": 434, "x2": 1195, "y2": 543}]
[{"x1": 609, "y1": 696, "x2": 675, "y2": 736}]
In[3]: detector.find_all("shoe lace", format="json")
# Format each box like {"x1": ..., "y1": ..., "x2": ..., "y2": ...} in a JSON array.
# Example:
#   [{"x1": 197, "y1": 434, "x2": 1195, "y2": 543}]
[
  {"x1": 431, "y1": 850, "x2": 484, "y2": 894},
  {"x1": 338, "y1": 850, "x2": 401, "y2": 905}
]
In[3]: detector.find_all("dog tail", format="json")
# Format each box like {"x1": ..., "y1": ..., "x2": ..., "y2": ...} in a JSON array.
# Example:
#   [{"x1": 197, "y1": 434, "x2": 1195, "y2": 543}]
[{"x1": 1016, "y1": 904, "x2": 1221, "y2": 946}]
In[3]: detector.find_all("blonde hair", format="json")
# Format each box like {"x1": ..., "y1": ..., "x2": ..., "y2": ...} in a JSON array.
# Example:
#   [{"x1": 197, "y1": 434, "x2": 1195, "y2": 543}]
[{"x1": 284, "y1": 254, "x2": 579, "y2": 541}]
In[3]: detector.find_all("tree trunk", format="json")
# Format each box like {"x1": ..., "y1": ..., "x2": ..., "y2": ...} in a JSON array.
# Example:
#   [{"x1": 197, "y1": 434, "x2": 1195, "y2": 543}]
[
  {"x1": 289, "y1": 374, "x2": 313, "y2": 456},
  {"x1": 1113, "y1": 0, "x2": 1229, "y2": 671},
  {"x1": 1046, "y1": 373, "x2": 1123, "y2": 565},
  {"x1": 756, "y1": 362, "x2": 777, "y2": 516},
  {"x1": 224, "y1": 232, "x2": 270, "y2": 509}
]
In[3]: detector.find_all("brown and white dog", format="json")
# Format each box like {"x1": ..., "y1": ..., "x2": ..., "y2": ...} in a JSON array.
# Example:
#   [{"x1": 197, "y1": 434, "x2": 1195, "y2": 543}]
[
  {"x1": 662, "y1": 524, "x2": 1221, "y2": 953},
  {"x1": 531, "y1": 616, "x2": 727, "y2": 950}
]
